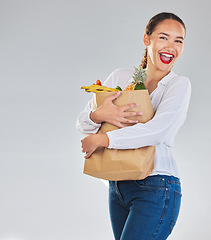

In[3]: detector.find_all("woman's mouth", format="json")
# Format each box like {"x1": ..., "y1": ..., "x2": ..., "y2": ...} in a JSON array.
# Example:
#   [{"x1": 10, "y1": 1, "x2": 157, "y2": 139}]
[{"x1": 159, "y1": 53, "x2": 174, "y2": 64}]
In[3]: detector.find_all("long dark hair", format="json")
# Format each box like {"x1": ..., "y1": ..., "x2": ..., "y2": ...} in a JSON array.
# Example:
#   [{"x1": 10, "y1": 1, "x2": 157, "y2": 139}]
[{"x1": 141, "y1": 12, "x2": 186, "y2": 69}]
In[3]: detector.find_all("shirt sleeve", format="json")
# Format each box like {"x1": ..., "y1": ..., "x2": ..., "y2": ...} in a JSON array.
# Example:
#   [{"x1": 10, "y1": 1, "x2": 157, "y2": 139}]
[
  {"x1": 76, "y1": 98, "x2": 102, "y2": 134},
  {"x1": 106, "y1": 76, "x2": 191, "y2": 149}
]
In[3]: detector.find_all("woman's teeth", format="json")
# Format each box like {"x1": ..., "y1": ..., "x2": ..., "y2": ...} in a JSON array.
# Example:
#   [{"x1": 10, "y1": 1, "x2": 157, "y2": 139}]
[{"x1": 159, "y1": 53, "x2": 174, "y2": 64}]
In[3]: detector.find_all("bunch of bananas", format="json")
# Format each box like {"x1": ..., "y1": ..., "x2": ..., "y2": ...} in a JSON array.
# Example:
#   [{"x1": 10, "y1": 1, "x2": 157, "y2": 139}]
[
  {"x1": 81, "y1": 80, "x2": 120, "y2": 93},
  {"x1": 81, "y1": 84, "x2": 119, "y2": 93}
]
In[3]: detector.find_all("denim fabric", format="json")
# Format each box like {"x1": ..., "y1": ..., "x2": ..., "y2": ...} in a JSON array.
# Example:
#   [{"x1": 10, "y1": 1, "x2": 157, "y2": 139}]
[{"x1": 109, "y1": 175, "x2": 182, "y2": 240}]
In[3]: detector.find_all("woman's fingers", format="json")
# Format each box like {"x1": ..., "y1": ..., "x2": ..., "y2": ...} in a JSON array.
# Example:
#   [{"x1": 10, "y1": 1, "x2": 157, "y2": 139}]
[
  {"x1": 113, "y1": 116, "x2": 140, "y2": 126},
  {"x1": 121, "y1": 118, "x2": 139, "y2": 124},
  {"x1": 84, "y1": 152, "x2": 92, "y2": 159},
  {"x1": 123, "y1": 110, "x2": 143, "y2": 117},
  {"x1": 97, "y1": 92, "x2": 143, "y2": 127},
  {"x1": 81, "y1": 134, "x2": 98, "y2": 159},
  {"x1": 120, "y1": 102, "x2": 138, "y2": 111},
  {"x1": 104, "y1": 91, "x2": 121, "y2": 103}
]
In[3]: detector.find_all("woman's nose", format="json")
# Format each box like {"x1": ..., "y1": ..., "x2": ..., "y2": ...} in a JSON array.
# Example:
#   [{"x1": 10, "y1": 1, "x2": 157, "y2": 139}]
[{"x1": 166, "y1": 40, "x2": 175, "y2": 50}]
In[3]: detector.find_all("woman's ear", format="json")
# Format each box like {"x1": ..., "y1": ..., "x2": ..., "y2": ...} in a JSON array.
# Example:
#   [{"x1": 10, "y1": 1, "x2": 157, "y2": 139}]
[{"x1": 143, "y1": 33, "x2": 150, "y2": 46}]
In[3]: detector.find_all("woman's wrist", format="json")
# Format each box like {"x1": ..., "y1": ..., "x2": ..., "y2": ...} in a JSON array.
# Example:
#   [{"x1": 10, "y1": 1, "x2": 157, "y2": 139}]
[
  {"x1": 97, "y1": 133, "x2": 109, "y2": 148},
  {"x1": 90, "y1": 110, "x2": 102, "y2": 124}
]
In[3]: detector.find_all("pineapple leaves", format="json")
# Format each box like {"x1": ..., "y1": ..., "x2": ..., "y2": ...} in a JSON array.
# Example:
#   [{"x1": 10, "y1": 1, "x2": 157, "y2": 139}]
[{"x1": 132, "y1": 65, "x2": 148, "y2": 84}]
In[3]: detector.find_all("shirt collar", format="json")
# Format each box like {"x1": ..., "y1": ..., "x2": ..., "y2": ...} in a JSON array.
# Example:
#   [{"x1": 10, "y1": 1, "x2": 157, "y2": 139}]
[{"x1": 158, "y1": 71, "x2": 177, "y2": 86}]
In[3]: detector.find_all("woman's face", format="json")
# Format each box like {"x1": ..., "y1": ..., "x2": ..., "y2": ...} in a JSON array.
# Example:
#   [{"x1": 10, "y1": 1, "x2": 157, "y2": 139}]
[{"x1": 144, "y1": 19, "x2": 186, "y2": 72}]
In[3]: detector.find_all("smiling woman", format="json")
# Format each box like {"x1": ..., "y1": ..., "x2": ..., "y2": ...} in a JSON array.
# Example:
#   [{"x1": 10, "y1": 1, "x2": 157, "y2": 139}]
[
  {"x1": 143, "y1": 18, "x2": 186, "y2": 85},
  {"x1": 76, "y1": 12, "x2": 191, "y2": 240}
]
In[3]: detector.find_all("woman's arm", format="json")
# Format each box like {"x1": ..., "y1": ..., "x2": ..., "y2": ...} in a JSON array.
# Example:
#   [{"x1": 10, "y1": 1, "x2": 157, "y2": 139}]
[
  {"x1": 81, "y1": 76, "x2": 191, "y2": 158},
  {"x1": 107, "y1": 76, "x2": 191, "y2": 149},
  {"x1": 81, "y1": 133, "x2": 109, "y2": 159},
  {"x1": 76, "y1": 92, "x2": 142, "y2": 134},
  {"x1": 76, "y1": 69, "x2": 141, "y2": 134}
]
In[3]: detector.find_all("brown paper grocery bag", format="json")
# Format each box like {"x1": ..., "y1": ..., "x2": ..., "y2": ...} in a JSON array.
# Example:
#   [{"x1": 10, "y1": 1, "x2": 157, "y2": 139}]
[{"x1": 83, "y1": 90, "x2": 155, "y2": 181}]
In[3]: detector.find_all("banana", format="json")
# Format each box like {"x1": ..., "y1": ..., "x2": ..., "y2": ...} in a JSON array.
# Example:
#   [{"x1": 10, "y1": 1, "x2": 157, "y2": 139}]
[{"x1": 81, "y1": 84, "x2": 120, "y2": 93}]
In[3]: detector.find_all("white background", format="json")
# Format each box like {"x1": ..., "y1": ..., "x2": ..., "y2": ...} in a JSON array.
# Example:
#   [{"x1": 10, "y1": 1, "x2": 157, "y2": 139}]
[{"x1": 0, "y1": 0, "x2": 210, "y2": 239}]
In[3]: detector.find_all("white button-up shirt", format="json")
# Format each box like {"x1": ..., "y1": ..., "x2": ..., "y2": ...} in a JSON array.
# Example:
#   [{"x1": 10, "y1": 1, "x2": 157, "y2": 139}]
[{"x1": 76, "y1": 68, "x2": 191, "y2": 178}]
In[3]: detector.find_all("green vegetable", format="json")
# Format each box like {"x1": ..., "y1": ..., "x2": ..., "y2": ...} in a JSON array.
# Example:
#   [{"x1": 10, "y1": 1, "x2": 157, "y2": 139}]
[
  {"x1": 116, "y1": 86, "x2": 122, "y2": 91},
  {"x1": 134, "y1": 82, "x2": 147, "y2": 90}
]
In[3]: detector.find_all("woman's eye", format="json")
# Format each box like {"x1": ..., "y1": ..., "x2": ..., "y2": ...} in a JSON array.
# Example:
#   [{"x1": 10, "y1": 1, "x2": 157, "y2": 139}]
[
  {"x1": 160, "y1": 36, "x2": 167, "y2": 40},
  {"x1": 175, "y1": 40, "x2": 183, "y2": 44}
]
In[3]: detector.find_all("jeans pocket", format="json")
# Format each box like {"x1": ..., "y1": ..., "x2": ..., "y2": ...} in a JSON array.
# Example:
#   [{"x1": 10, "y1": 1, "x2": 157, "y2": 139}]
[
  {"x1": 133, "y1": 179, "x2": 166, "y2": 191},
  {"x1": 170, "y1": 189, "x2": 182, "y2": 233}
]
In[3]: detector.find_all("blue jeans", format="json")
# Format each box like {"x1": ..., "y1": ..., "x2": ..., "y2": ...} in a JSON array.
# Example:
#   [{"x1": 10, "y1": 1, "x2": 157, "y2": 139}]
[{"x1": 109, "y1": 175, "x2": 182, "y2": 240}]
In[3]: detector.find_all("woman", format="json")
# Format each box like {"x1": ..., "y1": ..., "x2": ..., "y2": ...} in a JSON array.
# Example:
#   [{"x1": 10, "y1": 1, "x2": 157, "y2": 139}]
[{"x1": 76, "y1": 12, "x2": 191, "y2": 240}]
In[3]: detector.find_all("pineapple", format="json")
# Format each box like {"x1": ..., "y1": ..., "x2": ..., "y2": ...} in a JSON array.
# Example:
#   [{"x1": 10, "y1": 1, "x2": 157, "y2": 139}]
[{"x1": 125, "y1": 65, "x2": 148, "y2": 90}]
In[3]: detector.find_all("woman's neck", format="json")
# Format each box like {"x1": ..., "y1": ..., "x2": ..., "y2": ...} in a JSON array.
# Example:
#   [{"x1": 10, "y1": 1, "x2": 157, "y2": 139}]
[
  {"x1": 146, "y1": 64, "x2": 170, "y2": 84},
  {"x1": 144, "y1": 63, "x2": 171, "y2": 95}
]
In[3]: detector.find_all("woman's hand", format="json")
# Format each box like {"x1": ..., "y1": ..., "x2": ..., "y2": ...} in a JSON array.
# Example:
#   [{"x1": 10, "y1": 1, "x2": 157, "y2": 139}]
[
  {"x1": 90, "y1": 91, "x2": 142, "y2": 128},
  {"x1": 81, "y1": 133, "x2": 109, "y2": 159}
]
